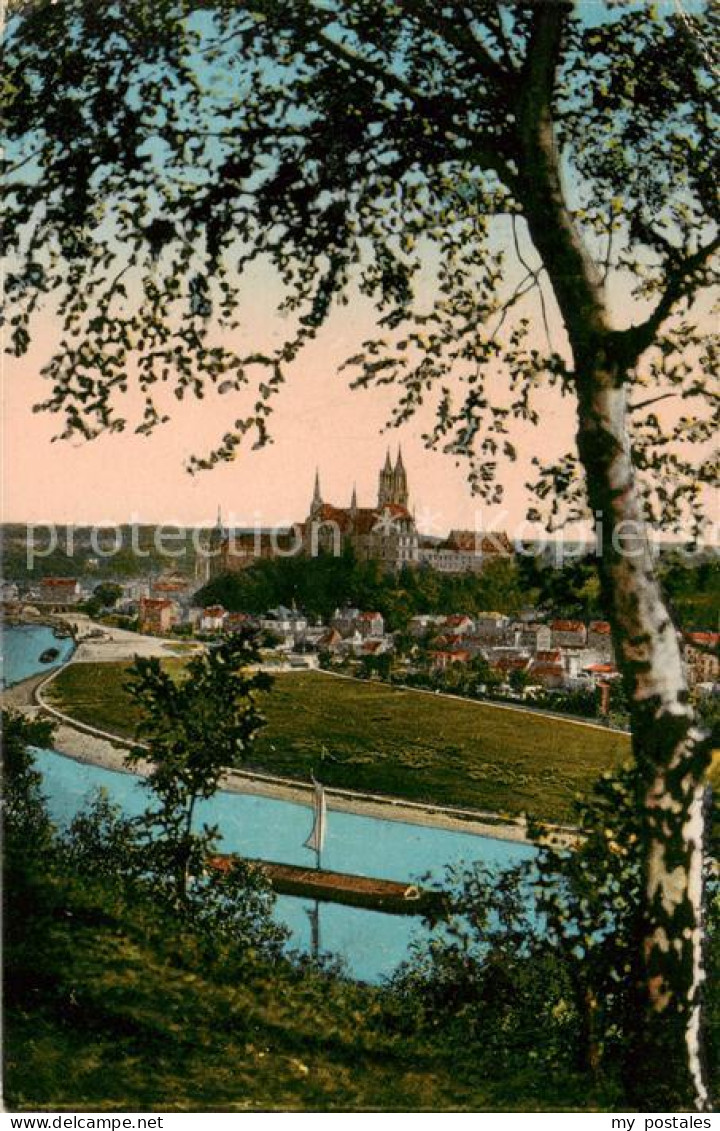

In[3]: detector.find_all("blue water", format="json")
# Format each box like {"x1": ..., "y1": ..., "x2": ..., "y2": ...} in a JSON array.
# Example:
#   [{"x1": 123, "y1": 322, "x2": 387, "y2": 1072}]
[
  {"x1": 7, "y1": 624, "x2": 534, "y2": 982},
  {"x1": 33, "y1": 747, "x2": 533, "y2": 982},
  {"x1": 2, "y1": 622, "x2": 75, "y2": 687}
]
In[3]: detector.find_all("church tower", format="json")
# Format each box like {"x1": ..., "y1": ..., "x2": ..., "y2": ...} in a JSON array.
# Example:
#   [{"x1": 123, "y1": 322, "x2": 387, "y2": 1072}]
[
  {"x1": 197, "y1": 505, "x2": 226, "y2": 584},
  {"x1": 311, "y1": 468, "x2": 323, "y2": 515},
  {"x1": 377, "y1": 448, "x2": 394, "y2": 508},
  {"x1": 392, "y1": 447, "x2": 409, "y2": 508}
]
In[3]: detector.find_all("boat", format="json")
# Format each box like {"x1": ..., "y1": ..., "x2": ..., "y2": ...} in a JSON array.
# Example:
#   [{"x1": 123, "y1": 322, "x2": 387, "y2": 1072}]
[
  {"x1": 38, "y1": 647, "x2": 60, "y2": 663},
  {"x1": 208, "y1": 855, "x2": 445, "y2": 917},
  {"x1": 209, "y1": 780, "x2": 445, "y2": 918}
]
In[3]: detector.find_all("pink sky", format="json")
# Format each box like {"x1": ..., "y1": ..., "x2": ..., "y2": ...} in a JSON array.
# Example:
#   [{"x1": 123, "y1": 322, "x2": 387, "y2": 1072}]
[
  {"x1": 4, "y1": 241, "x2": 715, "y2": 540},
  {"x1": 3, "y1": 292, "x2": 577, "y2": 534}
]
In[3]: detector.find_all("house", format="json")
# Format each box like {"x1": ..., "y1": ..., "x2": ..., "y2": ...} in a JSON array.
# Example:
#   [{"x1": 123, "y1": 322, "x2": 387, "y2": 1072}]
[
  {"x1": 261, "y1": 606, "x2": 308, "y2": 641},
  {"x1": 152, "y1": 575, "x2": 190, "y2": 599},
  {"x1": 120, "y1": 580, "x2": 151, "y2": 602},
  {"x1": 408, "y1": 614, "x2": 446, "y2": 638},
  {"x1": 683, "y1": 632, "x2": 720, "y2": 686},
  {"x1": 581, "y1": 662, "x2": 620, "y2": 688},
  {"x1": 429, "y1": 648, "x2": 472, "y2": 671},
  {"x1": 442, "y1": 614, "x2": 475, "y2": 637},
  {"x1": 34, "y1": 578, "x2": 82, "y2": 609},
  {"x1": 527, "y1": 658, "x2": 566, "y2": 689},
  {"x1": 550, "y1": 619, "x2": 587, "y2": 649},
  {"x1": 331, "y1": 608, "x2": 361, "y2": 637},
  {"x1": 587, "y1": 620, "x2": 614, "y2": 656},
  {"x1": 138, "y1": 597, "x2": 179, "y2": 634},
  {"x1": 330, "y1": 608, "x2": 384, "y2": 639},
  {"x1": 474, "y1": 611, "x2": 510, "y2": 641},
  {"x1": 419, "y1": 529, "x2": 513, "y2": 573},
  {"x1": 513, "y1": 622, "x2": 553, "y2": 652},
  {"x1": 317, "y1": 628, "x2": 343, "y2": 653},
  {"x1": 359, "y1": 638, "x2": 393, "y2": 657},
  {"x1": 355, "y1": 611, "x2": 385, "y2": 639},
  {"x1": 200, "y1": 605, "x2": 227, "y2": 633},
  {"x1": 492, "y1": 654, "x2": 532, "y2": 679}
]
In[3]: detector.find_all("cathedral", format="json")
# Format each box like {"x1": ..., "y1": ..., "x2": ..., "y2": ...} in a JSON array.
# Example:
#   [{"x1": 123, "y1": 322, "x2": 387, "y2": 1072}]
[
  {"x1": 203, "y1": 449, "x2": 419, "y2": 579},
  {"x1": 303, "y1": 448, "x2": 419, "y2": 569},
  {"x1": 201, "y1": 446, "x2": 512, "y2": 581}
]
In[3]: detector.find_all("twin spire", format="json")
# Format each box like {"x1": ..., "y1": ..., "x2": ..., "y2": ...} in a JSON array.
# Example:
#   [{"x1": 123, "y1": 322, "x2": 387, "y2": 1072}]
[
  {"x1": 378, "y1": 446, "x2": 408, "y2": 509},
  {"x1": 311, "y1": 447, "x2": 408, "y2": 515}
]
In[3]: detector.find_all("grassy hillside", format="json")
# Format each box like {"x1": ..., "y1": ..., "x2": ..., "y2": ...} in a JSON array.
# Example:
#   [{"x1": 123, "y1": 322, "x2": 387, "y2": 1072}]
[
  {"x1": 48, "y1": 663, "x2": 631, "y2": 822},
  {"x1": 4, "y1": 862, "x2": 619, "y2": 1112}
]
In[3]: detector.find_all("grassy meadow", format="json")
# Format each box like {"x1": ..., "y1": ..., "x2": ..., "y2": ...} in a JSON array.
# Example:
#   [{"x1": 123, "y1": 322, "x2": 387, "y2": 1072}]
[
  {"x1": 48, "y1": 663, "x2": 632, "y2": 823},
  {"x1": 5, "y1": 863, "x2": 621, "y2": 1112}
]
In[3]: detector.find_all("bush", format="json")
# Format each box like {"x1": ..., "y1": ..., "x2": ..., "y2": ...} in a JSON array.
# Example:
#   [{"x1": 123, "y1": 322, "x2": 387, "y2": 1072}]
[{"x1": 388, "y1": 764, "x2": 718, "y2": 1085}]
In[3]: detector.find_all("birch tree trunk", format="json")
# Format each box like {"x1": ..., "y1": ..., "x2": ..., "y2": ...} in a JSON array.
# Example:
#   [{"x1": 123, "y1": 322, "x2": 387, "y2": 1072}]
[
  {"x1": 515, "y1": 7, "x2": 714, "y2": 1105},
  {"x1": 575, "y1": 359, "x2": 713, "y2": 1111}
]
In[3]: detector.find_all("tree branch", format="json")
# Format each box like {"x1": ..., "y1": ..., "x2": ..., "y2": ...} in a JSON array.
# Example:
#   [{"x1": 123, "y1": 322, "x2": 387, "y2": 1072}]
[
  {"x1": 316, "y1": 28, "x2": 517, "y2": 184},
  {"x1": 400, "y1": 0, "x2": 515, "y2": 91},
  {"x1": 513, "y1": 2, "x2": 611, "y2": 355},
  {"x1": 629, "y1": 392, "x2": 677, "y2": 413},
  {"x1": 617, "y1": 234, "x2": 720, "y2": 364}
]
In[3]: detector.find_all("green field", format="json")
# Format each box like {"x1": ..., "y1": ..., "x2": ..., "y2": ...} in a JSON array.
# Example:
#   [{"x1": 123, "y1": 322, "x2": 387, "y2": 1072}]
[{"x1": 48, "y1": 663, "x2": 633, "y2": 822}]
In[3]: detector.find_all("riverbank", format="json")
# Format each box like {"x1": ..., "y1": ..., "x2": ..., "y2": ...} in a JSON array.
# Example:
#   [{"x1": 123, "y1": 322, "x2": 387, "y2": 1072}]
[
  {"x1": 3, "y1": 650, "x2": 542, "y2": 842},
  {"x1": 61, "y1": 614, "x2": 204, "y2": 663},
  {"x1": 42, "y1": 713, "x2": 540, "y2": 845}
]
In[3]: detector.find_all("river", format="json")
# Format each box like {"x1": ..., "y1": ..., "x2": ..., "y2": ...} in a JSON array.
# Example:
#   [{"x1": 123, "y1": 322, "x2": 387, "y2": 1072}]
[
  {"x1": 1, "y1": 622, "x2": 76, "y2": 686},
  {"x1": 4, "y1": 623, "x2": 535, "y2": 982}
]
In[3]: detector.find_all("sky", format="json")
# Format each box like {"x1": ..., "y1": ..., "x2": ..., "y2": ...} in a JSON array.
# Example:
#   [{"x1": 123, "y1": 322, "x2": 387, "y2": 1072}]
[
  {"x1": 3, "y1": 284, "x2": 576, "y2": 534},
  {"x1": 3, "y1": 0, "x2": 715, "y2": 541}
]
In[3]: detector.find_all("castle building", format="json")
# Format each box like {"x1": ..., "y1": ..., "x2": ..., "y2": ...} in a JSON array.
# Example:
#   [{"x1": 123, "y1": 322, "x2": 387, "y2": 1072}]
[
  {"x1": 302, "y1": 448, "x2": 419, "y2": 570},
  {"x1": 202, "y1": 447, "x2": 513, "y2": 580}
]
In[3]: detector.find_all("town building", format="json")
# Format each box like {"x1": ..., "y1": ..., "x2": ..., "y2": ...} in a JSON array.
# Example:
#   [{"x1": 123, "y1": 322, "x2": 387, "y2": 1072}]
[
  {"x1": 138, "y1": 597, "x2": 179, "y2": 634},
  {"x1": 303, "y1": 450, "x2": 418, "y2": 570},
  {"x1": 30, "y1": 578, "x2": 83, "y2": 610},
  {"x1": 418, "y1": 530, "x2": 513, "y2": 573},
  {"x1": 550, "y1": 619, "x2": 588, "y2": 649},
  {"x1": 683, "y1": 632, "x2": 720, "y2": 686},
  {"x1": 200, "y1": 605, "x2": 227, "y2": 633}
]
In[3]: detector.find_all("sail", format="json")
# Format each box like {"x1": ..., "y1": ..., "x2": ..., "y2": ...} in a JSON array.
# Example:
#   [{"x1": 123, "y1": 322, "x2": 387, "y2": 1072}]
[{"x1": 304, "y1": 780, "x2": 327, "y2": 855}]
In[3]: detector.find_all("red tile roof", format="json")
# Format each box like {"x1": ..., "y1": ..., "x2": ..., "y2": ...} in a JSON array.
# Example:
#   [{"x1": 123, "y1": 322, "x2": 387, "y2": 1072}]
[
  {"x1": 40, "y1": 578, "x2": 78, "y2": 588},
  {"x1": 685, "y1": 632, "x2": 719, "y2": 648},
  {"x1": 493, "y1": 656, "x2": 531, "y2": 672},
  {"x1": 444, "y1": 530, "x2": 513, "y2": 554},
  {"x1": 308, "y1": 503, "x2": 412, "y2": 536},
  {"x1": 551, "y1": 620, "x2": 586, "y2": 633},
  {"x1": 589, "y1": 620, "x2": 612, "y2": 634},
  {"x1": 529, "y1": 662, "x2": 565, "y2": 678},
  {"x1": 444, "y1": 614, "x2": 473, "y2": 627},
  {"x1": 430, "y1": 649, "x2": 471, "y2": 663}
]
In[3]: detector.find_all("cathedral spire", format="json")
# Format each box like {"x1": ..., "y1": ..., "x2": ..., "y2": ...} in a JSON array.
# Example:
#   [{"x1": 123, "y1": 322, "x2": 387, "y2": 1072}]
[
  {"x1": 311, "y1": 468, "x2": 323, "y2": 513},
  {"x1": 391, "y1": 444, "x2": 409, "y2": 508},
  {"x1": 350, "y1": 483, "x2": 358, "y2": 513},
  {"x1": 383, "y1": 447, "x2": 392, "y2": 472}
]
